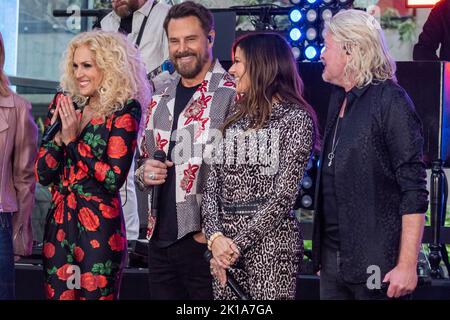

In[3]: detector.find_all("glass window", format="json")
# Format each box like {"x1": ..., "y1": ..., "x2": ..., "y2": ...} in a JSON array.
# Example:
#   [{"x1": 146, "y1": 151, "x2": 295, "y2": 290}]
[
  {"x1": 16, "y1": 0, "x2": 92, "y2": 81},
  {"x1": 1, "y1": 0, "x2": 94, "y2": 133}
]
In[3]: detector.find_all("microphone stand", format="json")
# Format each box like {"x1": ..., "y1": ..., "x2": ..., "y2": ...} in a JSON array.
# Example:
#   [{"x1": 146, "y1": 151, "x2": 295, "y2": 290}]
[{"x1": 429, "y1": 160, "x2": 447, "y2": 278}]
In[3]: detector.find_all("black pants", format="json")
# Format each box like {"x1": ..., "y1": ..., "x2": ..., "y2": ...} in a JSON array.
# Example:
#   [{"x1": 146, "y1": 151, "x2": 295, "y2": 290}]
[
  {"x1": 320, "y1": 245, "x2": 394, "y2": 300},
  {"x1": 148, "y1": 234, "x2": 213, "y2": 300},
  {"x1": 0, "y1": 213, "x2": 14, "y2": 300}
]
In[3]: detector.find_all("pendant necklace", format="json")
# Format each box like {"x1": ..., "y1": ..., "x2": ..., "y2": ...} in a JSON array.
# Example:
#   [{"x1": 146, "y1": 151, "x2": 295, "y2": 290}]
[{"x1": 327, "y1": 116, "x2": 340, "y2": 167}]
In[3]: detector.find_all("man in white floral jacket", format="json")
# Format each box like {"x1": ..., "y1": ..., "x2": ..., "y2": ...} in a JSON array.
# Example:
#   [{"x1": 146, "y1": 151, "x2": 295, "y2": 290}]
[{"x1": 135, "y1": 1, "x2": 235, "y2": 299}]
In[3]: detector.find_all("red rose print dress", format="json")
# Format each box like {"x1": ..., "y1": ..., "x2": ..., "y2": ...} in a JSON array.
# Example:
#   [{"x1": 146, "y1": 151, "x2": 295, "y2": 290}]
[{"x1": 35, "y1": 95, "x2": 141, "y2": 300}]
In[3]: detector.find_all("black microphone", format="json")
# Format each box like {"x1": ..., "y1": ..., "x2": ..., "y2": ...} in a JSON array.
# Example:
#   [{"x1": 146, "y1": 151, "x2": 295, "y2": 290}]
[
  {"x1": 151, "y1": 150, "x2": 167, "y2": 217},
  {"x1": 41, "y1": 119, "x2": 62, "y2": 144},
  {"x1": 204, "y1": 250, "x2": 251, "y2": 300},
  {"x1": 380, "y1": 277, "x2": 432, "y2": 294},
  {"x1": 41, "y1": 92, "x2": 80, "y2": 143}
]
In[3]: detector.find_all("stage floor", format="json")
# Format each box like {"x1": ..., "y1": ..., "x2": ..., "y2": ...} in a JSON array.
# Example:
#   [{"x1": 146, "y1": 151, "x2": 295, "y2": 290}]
[{"x1": 14, "y1": 264, "x2": 450, "y2": 300}]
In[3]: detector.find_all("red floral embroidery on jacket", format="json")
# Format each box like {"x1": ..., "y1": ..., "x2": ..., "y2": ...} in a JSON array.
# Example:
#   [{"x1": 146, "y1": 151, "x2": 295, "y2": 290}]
[
  {"x1": 156, "y1": 132, "x2": 168, "y2": 150},
  {"x1": 184, "y1": 93, "x2": 211, "y2": 139},
  {"x1": 146, "y1": 99, "x2": 157, "y2": 127},
  {"x1": 183, "y1": 93, "x2": 211, "y2": 125},
  {"x1": 141, "y1": 99, "x2": 158, "y2": 158},
  {"x1": 223, "y1": 73, "x2": 235, "y2": 87},
  {"x1": 180, "y1": 163, "x2": 200, "y2": 194},
  {"x1": 146, "y1": 215, "x2": 157, "y2": 240},
  {"x1": 198, "y1": 80, "x2": 208, "y2": 93}
]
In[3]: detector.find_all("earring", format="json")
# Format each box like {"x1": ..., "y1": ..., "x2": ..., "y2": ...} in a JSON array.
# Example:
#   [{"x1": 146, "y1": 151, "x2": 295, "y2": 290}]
[{"x1": 99, "y1": 87, "x2": 107, "y2": 95}]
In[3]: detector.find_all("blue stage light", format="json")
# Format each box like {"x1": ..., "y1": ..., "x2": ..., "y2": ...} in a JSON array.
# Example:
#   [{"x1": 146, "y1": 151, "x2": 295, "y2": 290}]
[
  {"x1": 289, "y1": 28, "x2": 302, "y2": 42},
  {"x1": 289, "y1": 9, "x2": 303, "y2": 23},
  {"x1": 301, "y1": 195, "x2": 313, "y2": 208},
  {"x1": 305, "y1": 46, "x2": 319, "y2": 60},
  {"x1": 321, "y1": 8, "x2": 334, "y2": 21},
  {"x1": 306, "y1": 8, "x2": 318, "y2": 23},
  {"x1": 291, "y1": 46, "x2": 302, "y2": 60},
  {"x1": 306, "y1": 27, "x2": 318, "y2": 41},
  {"x1": 286, "y1": 0, "x2": 354, "y2": 62}
]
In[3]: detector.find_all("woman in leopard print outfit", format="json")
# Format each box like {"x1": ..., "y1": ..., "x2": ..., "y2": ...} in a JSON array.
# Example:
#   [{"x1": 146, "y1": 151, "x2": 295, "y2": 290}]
[{"x1": 202, "y1": 33, "x2": 319, "y2": 300}]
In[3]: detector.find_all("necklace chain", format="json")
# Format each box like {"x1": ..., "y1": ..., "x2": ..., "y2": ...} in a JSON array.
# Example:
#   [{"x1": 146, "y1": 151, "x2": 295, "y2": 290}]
[
  {"x1": 327, "y1": 116, "x2": 340, "y2": 167},
  {"x1": 327, "y1": 95, "x2": 348, "y2": 167}
]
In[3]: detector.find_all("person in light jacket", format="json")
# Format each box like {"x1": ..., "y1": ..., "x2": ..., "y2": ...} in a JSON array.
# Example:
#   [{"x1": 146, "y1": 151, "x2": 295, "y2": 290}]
[{"x1": 0, "y1": 31, "x2": 38, "y2": 300}]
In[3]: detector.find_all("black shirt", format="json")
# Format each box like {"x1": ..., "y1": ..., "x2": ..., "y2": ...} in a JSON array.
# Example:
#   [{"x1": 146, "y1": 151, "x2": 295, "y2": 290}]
[
  {"x1": 151, "y1": 80, "x2": 200, "y2": 248},
  {"x1": 320, "y1": 91, "x2": 357, "y2": 250},
  {"x1": 320, "y1": 116, "x2": 342, "y2": 250},
  {"x1": 119, "y1": 15, "x2": 133, "y2": 35}
]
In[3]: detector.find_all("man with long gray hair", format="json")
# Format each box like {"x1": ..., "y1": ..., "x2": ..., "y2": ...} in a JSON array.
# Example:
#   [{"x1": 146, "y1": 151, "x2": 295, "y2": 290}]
[{"x1": 312, "y1": 9, "x2": 429, "y2": 300}]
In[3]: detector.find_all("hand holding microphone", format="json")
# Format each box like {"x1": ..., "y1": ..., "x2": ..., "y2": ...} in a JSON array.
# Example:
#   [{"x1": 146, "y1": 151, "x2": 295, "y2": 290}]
[
  {"x1": 48, "y1": 105, "x2": 63, "y2": 146},
  {"x1": 44, "y1": 93, "x2": 81, "y2": 145},
  {"x1": 144, "y1": 150, "x2": 173, "y2": 218},
  {"x1": 142, "y1": 151, "x2": 173, "y2": 186},
  {"x1": 59, "y1": 95, "x2": 81, "y2": 145},
  {"x1": 211, "y1": 235, "x2": 240, "y2": 269},
  {"x1": 204, "y1": 250, "x2": 251, "y2": 300}
]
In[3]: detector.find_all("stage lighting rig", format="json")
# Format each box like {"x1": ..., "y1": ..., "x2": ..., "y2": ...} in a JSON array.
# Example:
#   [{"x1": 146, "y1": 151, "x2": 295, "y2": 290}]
[{"x1": 287, "y1": 0, "x2": 354, "y2": 62}]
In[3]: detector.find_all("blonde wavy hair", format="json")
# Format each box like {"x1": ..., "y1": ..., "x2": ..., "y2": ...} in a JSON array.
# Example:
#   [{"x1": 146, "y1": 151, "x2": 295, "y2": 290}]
[
  {"x1": 60, "y1": 30, "x2": 151, "y2": 121},
  {"x1": 324, "y1": 9, "x2": 397, "y2": 88},
  {"x1": 0, "y1": 32, "x2": 12, "y2": 97}
]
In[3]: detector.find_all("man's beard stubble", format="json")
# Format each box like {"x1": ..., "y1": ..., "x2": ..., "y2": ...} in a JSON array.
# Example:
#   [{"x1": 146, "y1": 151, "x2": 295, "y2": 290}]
[
  {"x1": 172, "y1": 49, "x2": 210, "y2": 79},
  {"x1": 114, "y1": 0, "x2": 139, "y2": 18}
]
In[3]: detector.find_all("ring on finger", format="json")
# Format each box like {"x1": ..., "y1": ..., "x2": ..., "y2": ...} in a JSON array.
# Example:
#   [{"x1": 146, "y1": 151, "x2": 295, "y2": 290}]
[{"x1": 148, "y1": 172, "x2": 156, "y2": 180}]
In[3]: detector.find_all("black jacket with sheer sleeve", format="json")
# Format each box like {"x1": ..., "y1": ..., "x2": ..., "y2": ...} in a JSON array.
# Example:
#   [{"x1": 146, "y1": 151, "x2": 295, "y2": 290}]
[{"x1": 312, "y1": 80, "x2": 429, "y2": 284}]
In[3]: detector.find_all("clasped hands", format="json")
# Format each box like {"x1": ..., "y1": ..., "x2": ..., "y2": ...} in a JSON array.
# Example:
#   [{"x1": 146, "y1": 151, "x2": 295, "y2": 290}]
[
  {"x1": 50, "y1": 95, "x2": 81, "y2": 146},
  {"x1": 209, "y1": 235, "x2": 240, "y2": 286}
]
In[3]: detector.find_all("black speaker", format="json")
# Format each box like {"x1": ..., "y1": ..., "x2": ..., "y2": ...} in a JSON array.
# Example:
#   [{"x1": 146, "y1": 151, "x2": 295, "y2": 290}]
[
  {"x1": 295, "y1": 153, "x2": 319, "y2": 211},
  {"x1": 211, "y1": 11, "x2": 236, "y2": 62},
  {"x1": 396, "y1": 61, "x2": 450, "y2": 167}
]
